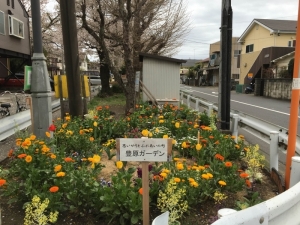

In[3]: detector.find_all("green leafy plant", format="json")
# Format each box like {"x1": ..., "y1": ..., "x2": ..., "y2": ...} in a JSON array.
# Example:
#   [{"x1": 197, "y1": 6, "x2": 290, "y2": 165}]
[{"x1": 235, "y1": 191, "x2": 263, "y2": 210}]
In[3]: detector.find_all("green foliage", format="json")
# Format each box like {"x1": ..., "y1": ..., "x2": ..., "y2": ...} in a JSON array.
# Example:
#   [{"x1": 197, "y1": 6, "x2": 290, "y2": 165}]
[
  {"x1": 235, "y1": 191, "x2": 262, "y2": 210},
  {"x1": 0, "y1": 99, "x2": 265, "y2": 224},
  {"x1": 111, "y1": 81, "x2": 124, "y2": 93},
  {"x1": 100, "y1": 167, "x2": 142, "y2": 225}
]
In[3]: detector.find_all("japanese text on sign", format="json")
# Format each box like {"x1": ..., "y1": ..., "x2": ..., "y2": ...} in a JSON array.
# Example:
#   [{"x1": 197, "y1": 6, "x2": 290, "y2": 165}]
[{"x1": 118, "y1": 138, "x2": 170, "y2": 162}]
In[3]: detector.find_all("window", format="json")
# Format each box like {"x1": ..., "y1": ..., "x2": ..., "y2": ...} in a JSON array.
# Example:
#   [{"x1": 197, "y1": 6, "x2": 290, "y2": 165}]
[
  {"x1": 232, "y1": 74, "x2": 239, "y2": 79},
  {"x1": 288, "y1": 40, "x2": 296, "y2": 47},
  {"x1": 210, "y1": 54, "x2": 216, "y2": 60},
  {"x1": 234, "y1": 50, "x2": 241, "y2": 57},
  {"x1": 0, "y1": 11, "x2": 5, "y2": 35},
  {"x1": 246, "y1": 44, "x2": 254, "y2": 53},
  {"x1": 8, "y1": 15, "x2": 24, "y2": 38}
]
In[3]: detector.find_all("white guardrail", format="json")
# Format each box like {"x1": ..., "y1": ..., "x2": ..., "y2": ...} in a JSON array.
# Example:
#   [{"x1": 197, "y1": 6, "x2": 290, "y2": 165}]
[
  {"x1": 0, "y1": 99, "x2": 60, "y2": 141},
  {"x1": 180, "y1": 90, "x2": 300, "y2": 225}
]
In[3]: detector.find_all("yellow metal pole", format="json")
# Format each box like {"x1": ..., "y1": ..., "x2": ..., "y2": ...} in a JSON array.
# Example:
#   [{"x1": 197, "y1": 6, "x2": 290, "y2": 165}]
[{"x1": 285, "y1": 0, "x2": 300, "y2": 189}]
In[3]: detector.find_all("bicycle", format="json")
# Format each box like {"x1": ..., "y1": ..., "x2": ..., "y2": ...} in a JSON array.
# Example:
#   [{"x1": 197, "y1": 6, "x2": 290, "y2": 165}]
[{"x1": 0, "y1": 91, "x2": 28, "y2": 119}]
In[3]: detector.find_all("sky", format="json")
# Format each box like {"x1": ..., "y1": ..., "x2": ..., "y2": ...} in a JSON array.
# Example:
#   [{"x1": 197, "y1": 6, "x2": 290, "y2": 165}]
[{"x1": 173, "y1": 0, "x2": 299, "y2": 60}]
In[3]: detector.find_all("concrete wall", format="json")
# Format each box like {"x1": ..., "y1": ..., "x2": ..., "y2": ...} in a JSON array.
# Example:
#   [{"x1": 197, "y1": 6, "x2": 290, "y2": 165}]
[{"x1": 264, "y1": 79, "x2": 292, "y2": 99}]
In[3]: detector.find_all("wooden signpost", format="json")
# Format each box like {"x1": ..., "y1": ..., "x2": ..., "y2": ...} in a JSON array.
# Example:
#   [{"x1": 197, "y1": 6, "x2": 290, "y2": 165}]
[{"x1": 117, "y1": 138, "x2": 172, "y2": 225}]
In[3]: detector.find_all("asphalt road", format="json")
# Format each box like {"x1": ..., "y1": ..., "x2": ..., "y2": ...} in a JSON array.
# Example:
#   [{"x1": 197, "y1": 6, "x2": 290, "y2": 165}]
[{"x1": 180, "y1": 84, "x2": 299, "y2": 177}]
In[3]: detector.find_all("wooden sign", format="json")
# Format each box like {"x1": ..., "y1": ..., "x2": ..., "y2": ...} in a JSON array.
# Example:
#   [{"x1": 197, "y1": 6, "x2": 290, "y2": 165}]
[
  {"x1": 116, "y1": 138, "x2": 172, "y2": 162},
  {"x1": 116, "y1": 138, "x2": 172, "y2": 225}
]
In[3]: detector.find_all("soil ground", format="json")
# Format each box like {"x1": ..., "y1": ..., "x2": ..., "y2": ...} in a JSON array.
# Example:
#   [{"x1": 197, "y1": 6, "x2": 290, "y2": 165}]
[{"x1": 0, "y1": 104, "x2": 280, "y2": 225}]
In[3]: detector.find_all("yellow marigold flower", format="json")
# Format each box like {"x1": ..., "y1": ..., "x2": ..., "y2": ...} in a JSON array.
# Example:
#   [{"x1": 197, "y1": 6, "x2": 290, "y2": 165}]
[
  {"x1": 162, "y1": 169, "x2": 170, "y2": 174},
  {"x1": 191, "y1": 166, "x2": 198, "y2": 170},
  {"x1": 176, "y1": 163, "x2": 184, "y2": 170},
  {"x1": 218, "y1": 180, "x2": 227, "y2": 186},
  {"x1": 163, "y1": 134, "x2": 168, "y2": 139},
  {"x1": 194, "y1": 124, "x2": 199, "y2": 128},
  {"x1": 231, "y1": 135, "x2": 236, "y2": 139},
  {"x1": 50, "y1": 154, "x2": 57, "y2": 159},
  {"x1": 93, "y1": 121, "x2": 98, "y2": 127},
  {"x1": 65, "y1": 116, "x2": 71, "y2": 121},
  {"x1": 159, "y1": 115, "x2": 164, "y2": 119},
  {"x1": 159, "y1": 120, "x2": 164, "y2": 123},
  {"x1": 88, "y1": 154, "x2": 101, "y2": 169},
  {"x1": 148, "y1": 132, "x2": 153, "y2": 137},
  {"x1": 66, "y1": 130, "x2": 74, "y2": 135},
  {"x1": 196, "y1": 143, "x2": 202, "y2": 151},
  {"x1": 172, "y1": 139, "x2": 176, "y2": 145},
  {"x1": 30, "y1": 135, "x2": 36, "y2": 140},
  {"x1": 174, "y1": 178, "x2": 181, "y2": 183},
  {"x1": 142, "y1": 129, "x2": 149, "y2": 137},
  {"x1": 175, "y1": 122, "x2": 180, "y2": 128},
  {"x1": 188, "y1": 178, "x2": 195, "y2": 183},
  {"x1": 155, "y1": 128, "x2": 159, "y2": 132},
  {"x1": 198, "y1": 166, "x2": 205, "y2": 170},
  {"x1": 90, "y1": 137, "x2": 94, "y2": 142},
  {"x1": 173, "y1": 158, "x2": 180, "y2": 161},
  {"x1": 45, "y1": 132, "x2": 51, "y2": 138},
  {"x1": 160, "y1": 172, "x2": 167, "y2": 178},
  {"x1": 116, "y1": 161, "x2": 123, "y2": 169},
  {"x1": 207, "y1": 173, "x2": 213, "y2": 178},
  {"x1": 54, "y1": 165, "x2": 62, "y2": 172},
  {"x1": 182, "y1": 142, "x2": 187, "y2": 148},
  {"x1": 62, "y1": 123, "x2": 67, "y2": 129},
  {"x1": 235, "y1": 144, "x2": 240, "y2": 149},
  {"x1": 239, "y1": 135, "x2": 245, "y2": 139},
  {"x1": 191, "y1": 181, "x2": 199, "y2": 187},
  {"x1": 56, "y1": 172, "x2": 66, "y2": 177},
  {"x1": 201, "y1": 174, "x2": 209, "y2": 179},
  {"x1": 25, "y1": 155, "x2": 32, "y2": 163}
]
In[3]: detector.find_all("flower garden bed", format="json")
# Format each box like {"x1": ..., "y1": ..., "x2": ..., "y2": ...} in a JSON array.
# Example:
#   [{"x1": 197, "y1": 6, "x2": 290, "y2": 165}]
[{"x1": 0, "y1": 102, "x2": 278, "y2": 225}]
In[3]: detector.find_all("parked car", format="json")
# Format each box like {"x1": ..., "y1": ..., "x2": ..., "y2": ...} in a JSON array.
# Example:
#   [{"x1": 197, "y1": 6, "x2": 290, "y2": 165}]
[
  {"x1": 81, "y1": 71, "x2": 101, "y2": 86},
  {"x1": 0, "y1": 73, "x2": 55, "y2": 91}
]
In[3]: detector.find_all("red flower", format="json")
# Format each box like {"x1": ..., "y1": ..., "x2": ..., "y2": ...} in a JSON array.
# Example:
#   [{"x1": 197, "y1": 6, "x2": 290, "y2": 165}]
[
  {"x1": 48, "y1": 124, "x2": 56, "y2": 132},
  {"x1": 0, "y1": 179, "x2": 6, "y2": 186}
]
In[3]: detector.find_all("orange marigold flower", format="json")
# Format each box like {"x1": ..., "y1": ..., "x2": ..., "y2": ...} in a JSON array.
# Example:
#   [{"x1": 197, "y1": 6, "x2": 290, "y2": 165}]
[
  {"x1": 25, "y1": 155, "x2": 32, "y2": 163},
  {"x1": 18, "y1": 153, "x2": 27, "y2": 158},
  {"x1": 245, "y1": 179, "x2": 252, "y2": 188},
  {"x1": 79, "y1": 130, "x2": 85, "y2": 135},
  {"x1": 209, "y1": 135, "x2": 214, "y2": 139},
  {"x1": 89, "y1": 137, "x2": 94, "y2": 142},
  {"x1": 215, "y1": 153, "x2": 224, "y2": 161},
  {"x1": 214, "y1": 140, "x2": 220, "y2": 145},
  {"x1": 235, "y1": 144, "x2": 240, "y2": 149},
  {"x1": 16, "y1": 138, "x2": 23, "y2": 146},
  {"x1": 49, "y1": 186, "x2": 59, "y2": 193},
  {"x1": 8, "y1": 149, "x2": 14, "y2": 158},
  {"x1": 54, "y1": 165, "x2": 62, "y2": 172},
  {"x1": 190, "y1": 181, "x2": 199, "y2": 187},
  {"x1": 231, "y1": 135, "x2": 236, "y2": 139},
  {"x1": 0, "y1": 179, "x2": 6, "y2": 186},
  {"x1": 201, "y1": 139, "x2": 208, "y2": 144},
  {"x1": 30, "y1": 135, "x2": 36, "y2": 140},
  {"x1": 176, "y1": 163, "x2": 184, "y2": 170},
  {"x1": 225, "y1": 162, "x2": 232, "y2": 167},
  {"x1": 244, "y1": 147, "x2": 250, "y2": 151},
  {"x1": 50, "y1": 154, "x2": 56, "y2": 159},
  {"x1": 64, "y1": 157, "x2": 74, "y2": 162},
  {"x1": 188, "y1": 178, "x2": 195, "y2": 183},
  {"x1": 139, "y1": 188, "x2": 143, "y2": 195},
  {"x1": 207, "y1": 173, "x2": 213, "y2": 178},
  {"x1": 96, "y1": 106, "x2": 102, "y2": 111},
  {"x1": 240, "y1": 173, "x2": 249, "y2": 178},
  {"x1": 204, "y1": 164, "x2": 210, "y2": 168}
]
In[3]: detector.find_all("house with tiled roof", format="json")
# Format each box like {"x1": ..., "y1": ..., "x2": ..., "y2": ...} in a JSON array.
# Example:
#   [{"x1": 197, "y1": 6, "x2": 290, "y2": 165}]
[{"x1": 237, "y1": 19, "x2": 296, "y2": 85}]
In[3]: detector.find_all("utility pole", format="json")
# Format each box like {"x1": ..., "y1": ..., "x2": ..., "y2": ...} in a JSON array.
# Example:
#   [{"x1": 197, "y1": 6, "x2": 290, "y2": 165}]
[
  {"x1": 285, "y1": 1, "x2": 300, "y2": 189},
  {"x1": 219, "y1": 0, "x2": 232, "y2": 130},
  {"x1": 30, "y1": 0, "x2": 53, "y2": 138},
  {"x1": 59, "y1": 1, "x2": 83, "y2": 116}
]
